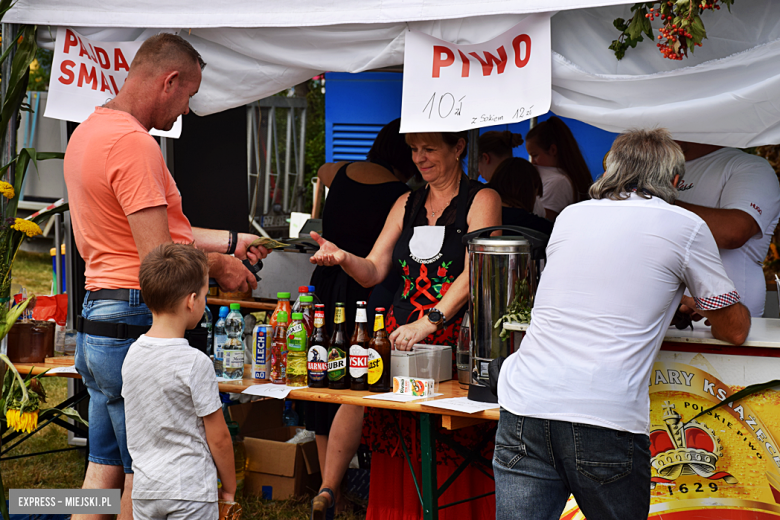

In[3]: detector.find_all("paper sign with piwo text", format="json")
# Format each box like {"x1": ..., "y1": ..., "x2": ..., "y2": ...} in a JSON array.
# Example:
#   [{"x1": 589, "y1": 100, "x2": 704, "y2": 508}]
[
  {"x1": 400, "y1": 14, "x2": 551, "y2": 133},
  {"x1": 45, "y1": 27, "x2": 182, "y2": 138}
]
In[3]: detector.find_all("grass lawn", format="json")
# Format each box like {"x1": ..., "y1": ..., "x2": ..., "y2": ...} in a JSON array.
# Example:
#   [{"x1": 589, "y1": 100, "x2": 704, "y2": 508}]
[{"x1": 3, "y1": 251, "x2": 367, "y2": 519}]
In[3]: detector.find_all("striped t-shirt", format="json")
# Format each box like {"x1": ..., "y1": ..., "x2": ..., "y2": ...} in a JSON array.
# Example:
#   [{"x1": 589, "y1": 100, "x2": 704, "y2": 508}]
[{"x1": 122, "y1": 335, "x2": 222, "y2": 501}]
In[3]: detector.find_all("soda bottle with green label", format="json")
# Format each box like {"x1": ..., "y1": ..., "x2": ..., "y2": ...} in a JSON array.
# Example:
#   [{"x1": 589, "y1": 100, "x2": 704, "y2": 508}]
[{"x1": 286, "y1": 312, "x2": 308, "y2": 387}]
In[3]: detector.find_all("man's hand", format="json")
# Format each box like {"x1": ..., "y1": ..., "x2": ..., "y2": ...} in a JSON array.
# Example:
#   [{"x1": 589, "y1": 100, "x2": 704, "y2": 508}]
[
  {"x1": 680, "y1": 295, "x2": 750, "y2": 345},
  {"x1": 235, "y1": 233, "x2": 269, "y2": 264},
  {"x1": 209, "y1": 254, "x2": 258, "y2": 293}
]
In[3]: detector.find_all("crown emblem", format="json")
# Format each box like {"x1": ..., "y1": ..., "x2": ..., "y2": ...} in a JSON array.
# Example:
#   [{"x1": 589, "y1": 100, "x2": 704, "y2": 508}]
[{"x1": 649, "y1": 401, "x2": 738, "y2": 487}]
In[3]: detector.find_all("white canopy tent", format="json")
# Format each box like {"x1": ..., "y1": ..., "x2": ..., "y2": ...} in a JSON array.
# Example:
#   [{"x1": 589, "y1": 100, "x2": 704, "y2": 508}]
[{"x1": 8, "y1": 0, "x2": 780, "y2": 146}]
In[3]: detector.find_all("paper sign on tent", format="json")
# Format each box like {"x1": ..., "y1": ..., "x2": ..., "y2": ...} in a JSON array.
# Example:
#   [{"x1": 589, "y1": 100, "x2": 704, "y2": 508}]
[
  {"x1": 45, "y1": 27, "x2": 182, "y2": 138},
  {"x1": 400, "y1": 14, "x2": 551, "y2": 133}
]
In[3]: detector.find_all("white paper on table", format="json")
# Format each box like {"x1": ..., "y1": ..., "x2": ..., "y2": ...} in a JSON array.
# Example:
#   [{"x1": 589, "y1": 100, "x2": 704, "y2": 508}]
[
  {"x1": 362, "y1": 392, "x2": 443, "y2": 403},
  {"x1": 241, "y1": 384, "x2": 307, "y2": 399},
  {"x1": 421, "y1": 397, "x2": 499, "y2": 414},
  {"x1": 46, "y1": 366, "x2": 79, "y2": 374}
]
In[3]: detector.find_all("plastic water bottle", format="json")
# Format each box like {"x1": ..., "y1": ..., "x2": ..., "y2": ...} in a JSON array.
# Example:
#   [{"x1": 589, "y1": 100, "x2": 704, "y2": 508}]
[
  {"x1": 200, "y1": 301, "x2": 214, "y2": 356},
  {"x1": 307, "y1": 285, "x2": 322, "y2": 305},
  {"x1": 213, "y1": 306, "x2": 229, "y2": 377},
  {"x1": 282, "y1": 401, "x2": 299, "y2": 426},
  {"x1": 223, "y1": 303, "x2": 245, "y2": 380}
]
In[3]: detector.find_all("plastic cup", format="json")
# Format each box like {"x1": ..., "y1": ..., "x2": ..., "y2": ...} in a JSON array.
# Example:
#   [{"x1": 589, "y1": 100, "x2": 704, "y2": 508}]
[{"x1": 413, "y1": 345, "x2": 440, "y2": 393}]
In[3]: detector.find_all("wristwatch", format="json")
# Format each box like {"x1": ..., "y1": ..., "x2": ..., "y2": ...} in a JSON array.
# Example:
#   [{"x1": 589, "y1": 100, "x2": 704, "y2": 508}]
[{"x1": 427, "y1": 308, "x2": 445, "y2": 330}]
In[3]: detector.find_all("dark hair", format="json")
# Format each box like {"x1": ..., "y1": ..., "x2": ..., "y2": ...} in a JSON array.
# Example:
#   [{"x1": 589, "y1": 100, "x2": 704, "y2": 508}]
[
  {"x1": 405, "y1": 131, "x2": 469, "y2": 164},
  {"x1": 479, "y1": 131, "x2": 523, "y2": 159},
  {"x1": 526, "y1": 116, "x2": 591, "y2": 202},
  {"x1": 139, "y1": 243, "x2": 209, "y2": 314},
  {"x1": 366, "y1": 119, "x2": 418, "y2": 182},
  {"x1": 132, "y1": 33, "x2": 206, "y2": 75},
  {"x1": 488, "y1": 157, "x2": 542, "y2": 212}
]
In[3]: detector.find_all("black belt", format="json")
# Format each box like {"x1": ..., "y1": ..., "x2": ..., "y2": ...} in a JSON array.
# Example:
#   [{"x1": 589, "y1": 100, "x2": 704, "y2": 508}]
[
  {"x1": 77, "y1": 316, "x2": 150, "y2": 341},
  {"x1": 87, "y1": 288, "x2": 144, "y2": 304}
]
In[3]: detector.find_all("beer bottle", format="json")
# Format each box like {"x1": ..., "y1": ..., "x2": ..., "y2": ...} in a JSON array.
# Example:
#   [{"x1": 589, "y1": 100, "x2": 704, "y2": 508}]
[
  {"x1": 308, "y1": 304, "x2": 330, "y2": 388},
  {"x1": 327, "y1": 303, "x2": 350, "y2": 389},
  {"x1": 368, "y1": 307, "x2": 392, "y2": 392},
  {"x1": 349, "y1": 301, "x2": 370, "y2": 391}
]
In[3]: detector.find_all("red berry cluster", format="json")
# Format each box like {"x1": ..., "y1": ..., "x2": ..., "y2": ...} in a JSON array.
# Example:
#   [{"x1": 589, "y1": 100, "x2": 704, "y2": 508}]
[{"x1": 649, "y1": 0, "x2": 711, "y2": 60}]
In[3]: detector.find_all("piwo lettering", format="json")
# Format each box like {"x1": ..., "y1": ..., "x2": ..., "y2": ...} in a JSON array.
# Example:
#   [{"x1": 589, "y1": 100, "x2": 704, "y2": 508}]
[{"x1": 431, "y1": 34, "x2": 531, "y2": 78}]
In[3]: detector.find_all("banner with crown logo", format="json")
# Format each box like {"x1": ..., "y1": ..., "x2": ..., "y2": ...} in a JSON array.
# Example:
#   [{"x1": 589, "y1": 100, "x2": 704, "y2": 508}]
[{"x1": 560, "y1": 352, "x2": 780, "y2": 519}]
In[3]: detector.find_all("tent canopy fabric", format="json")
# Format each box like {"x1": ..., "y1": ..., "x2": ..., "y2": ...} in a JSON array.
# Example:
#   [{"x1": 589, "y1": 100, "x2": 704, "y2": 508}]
[{"x1": 14, "y1": 1, "x2": 780, "y2": 147}]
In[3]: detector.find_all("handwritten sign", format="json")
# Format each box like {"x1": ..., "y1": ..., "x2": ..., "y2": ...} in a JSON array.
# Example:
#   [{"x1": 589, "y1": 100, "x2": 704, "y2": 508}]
[
  {"x1": 45, "y1": 27, "x2": 182, "y2": 138},
  {"x1": 400, "y1": 15, "x2": 551, "y2": 133}
]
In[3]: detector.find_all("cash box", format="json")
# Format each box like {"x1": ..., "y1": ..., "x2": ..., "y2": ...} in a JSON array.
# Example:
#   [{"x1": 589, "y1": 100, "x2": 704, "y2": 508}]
[{"x1": 390, "y1": 345, "x2": 452, "y2": 383}]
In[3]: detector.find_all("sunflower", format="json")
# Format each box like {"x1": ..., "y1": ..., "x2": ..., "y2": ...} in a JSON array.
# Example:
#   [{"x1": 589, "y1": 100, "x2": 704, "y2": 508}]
[
  {"x1": 5, "y1": 407, "x2": 39, "y2": 434},
  {"x1": 0, "y1": 181, "x2": 14, "y2": 199},
  {"x1": 11, "y1": 218, "x2": 42, "y2": 238}
]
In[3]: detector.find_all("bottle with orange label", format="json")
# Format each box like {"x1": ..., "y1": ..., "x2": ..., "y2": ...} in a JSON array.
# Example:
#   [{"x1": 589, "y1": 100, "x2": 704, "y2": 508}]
[{"x1": 368, "y1": 307, "x2": 391, "y2": 392}]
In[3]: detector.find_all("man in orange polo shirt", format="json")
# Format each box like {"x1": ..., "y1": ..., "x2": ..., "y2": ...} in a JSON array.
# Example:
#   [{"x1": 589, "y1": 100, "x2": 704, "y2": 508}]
[{"x1": 64, "y1": 34, "x2": 268, "y2": 520}]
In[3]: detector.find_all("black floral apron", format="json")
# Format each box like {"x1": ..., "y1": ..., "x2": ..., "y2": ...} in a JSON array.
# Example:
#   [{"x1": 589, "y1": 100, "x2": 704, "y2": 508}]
[{"x1": 388, "y1": 174, "x2": 470, "y2": 328}]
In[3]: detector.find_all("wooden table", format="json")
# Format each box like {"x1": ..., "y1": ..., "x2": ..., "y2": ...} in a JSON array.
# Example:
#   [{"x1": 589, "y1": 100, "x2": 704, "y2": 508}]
[{"x1": 15, "y1": 357, "x2": 498, "y2": 520}]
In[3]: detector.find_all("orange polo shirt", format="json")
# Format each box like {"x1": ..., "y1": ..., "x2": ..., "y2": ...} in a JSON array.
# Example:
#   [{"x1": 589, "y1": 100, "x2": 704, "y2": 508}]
[{"x1": 64, "y1": 107, "x2": 194, "y2": 291}]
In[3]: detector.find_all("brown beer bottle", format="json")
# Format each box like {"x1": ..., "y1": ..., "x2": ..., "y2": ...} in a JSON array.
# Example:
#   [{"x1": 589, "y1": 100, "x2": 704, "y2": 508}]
[
  {"x1": 308, "y1": 304, "x2": 329, "y2": 388},
  {"x1": 327, "y1": 303, "x2": 350, "y2": 389},
  {"x1": 368, "y1": 307, "x2": 392, "y2": 392},
  {"x1": 349, "y1": 301, "x2": 370, "y2": 391}
]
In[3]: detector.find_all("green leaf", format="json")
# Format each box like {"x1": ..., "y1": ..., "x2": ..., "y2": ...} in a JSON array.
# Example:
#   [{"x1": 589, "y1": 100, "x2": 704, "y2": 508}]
[
  {"x1": 684, "y1": 379, "x2": 780, "y2": 425},
  {"x1": 627, "y1": 12, "x2": 646, "y2": 40},
  {"x1": 613, "y1": 17, "x2": 627, "y2": 31},
  {"x1": 1, "y1": 25, "x2": 37, "y2": 134},
  {"x1": 39, "y1": 406, "x2": 89, "y2": 427}
]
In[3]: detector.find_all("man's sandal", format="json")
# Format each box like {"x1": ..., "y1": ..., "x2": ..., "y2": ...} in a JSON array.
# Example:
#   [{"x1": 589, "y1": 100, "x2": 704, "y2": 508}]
[{"x1": 311, "y1": 487, "x2": 335, "y2": 520}]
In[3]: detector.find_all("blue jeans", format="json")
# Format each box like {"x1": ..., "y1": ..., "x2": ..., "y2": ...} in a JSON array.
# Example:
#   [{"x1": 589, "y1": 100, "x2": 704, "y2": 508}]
[
  {"x1": 493, "y1": 409, "x2": 651, "y2": 520},
  {"x1": 75, "y1": 291, "x2": 151, "y2": 473}
]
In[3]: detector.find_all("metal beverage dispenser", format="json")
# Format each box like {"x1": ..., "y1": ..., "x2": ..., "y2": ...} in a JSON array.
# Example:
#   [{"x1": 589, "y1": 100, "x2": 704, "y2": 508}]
[{"x1": 462, "y1": 226, "x2": 548, "y2": 403}]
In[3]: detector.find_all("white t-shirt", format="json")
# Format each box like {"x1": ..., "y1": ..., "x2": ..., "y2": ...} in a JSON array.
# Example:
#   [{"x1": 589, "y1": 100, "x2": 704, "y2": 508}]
[
  {"x1": 122, "y1": 335, "x2": 222, "y2": 502},
  {"x1": 498, "y1": 194, "x2": 739, "y2": 434},
  {"x1": 676, "y1": 148, "x2": 780, "y2": 317},
  {"x1": 537, "y1": 166, "x2": 575, "y2": 216}
]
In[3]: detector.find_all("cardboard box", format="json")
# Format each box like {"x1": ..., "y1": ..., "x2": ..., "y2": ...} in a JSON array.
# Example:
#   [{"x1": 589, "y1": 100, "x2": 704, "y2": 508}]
[
  {"x1": 229, "y1": 399, "x2": 283, "y2": 437},
  {"x1": 244, "y1": 426, "x2": 320, "y2": 500}
]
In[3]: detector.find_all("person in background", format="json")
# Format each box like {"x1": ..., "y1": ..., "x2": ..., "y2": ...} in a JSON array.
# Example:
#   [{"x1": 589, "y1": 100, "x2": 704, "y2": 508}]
[
  {"x1": 494, "y1": 128, "x2": 750, "y2": 520},
  {"x1": 674, "y1": 142, "x2": 780, "y2": 317},
  {"x1": 124, "y1": 244, "x2": 235, "y2": 520},
  {"x1": 525, "y1": 116, "x2": 592, "y2": 220},
  {"x1": 488, "y1": 157, "x2": 554, "y2": 236},
  {"x1": 306, "y1": 118, "x2": 418, "y2": 512},
  {"x1": 64, "y1": 34, "x2": 267, "y2": 520},
  {"x1": 479, "y1": 130, "x2": 546, "y2": 218},
  {"x1": 309, "y1": 130, "x2": 502, "y2": 520}
]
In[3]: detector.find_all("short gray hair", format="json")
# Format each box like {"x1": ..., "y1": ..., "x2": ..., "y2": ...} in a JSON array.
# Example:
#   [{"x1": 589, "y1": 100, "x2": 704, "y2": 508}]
[{"x1": 589, "y1": 128, "x2": 684, "y2": 204}]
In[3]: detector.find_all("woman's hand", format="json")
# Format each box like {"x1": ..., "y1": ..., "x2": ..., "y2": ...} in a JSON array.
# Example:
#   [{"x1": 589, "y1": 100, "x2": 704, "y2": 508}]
[
  {"x1": 309, "y1": 231, "x2": 348, "y2": 266},
  {"x1": 390, "y1": 318, "x2": 438, "y2": 351}
]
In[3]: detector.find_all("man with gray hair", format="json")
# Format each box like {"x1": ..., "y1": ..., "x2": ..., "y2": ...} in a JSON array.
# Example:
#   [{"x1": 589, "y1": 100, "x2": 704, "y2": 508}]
[{"x1": 494, "y1": 128, "x2": 750, "y2": 520}]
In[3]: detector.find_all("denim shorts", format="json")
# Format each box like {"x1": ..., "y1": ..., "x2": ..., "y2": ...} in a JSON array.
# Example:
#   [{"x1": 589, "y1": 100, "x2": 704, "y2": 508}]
[{"x1": 75, "y1": 290, "x2": 151, "y2": 473}]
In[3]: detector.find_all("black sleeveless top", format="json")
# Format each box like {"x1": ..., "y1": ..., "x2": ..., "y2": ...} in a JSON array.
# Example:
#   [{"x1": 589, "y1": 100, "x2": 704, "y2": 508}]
[
  {"x1": 311, "y1": 162, "x2": 409, "y2": 335},
  {"x1": 390, "y1": 175, "x2": 483, "y2": 325}
]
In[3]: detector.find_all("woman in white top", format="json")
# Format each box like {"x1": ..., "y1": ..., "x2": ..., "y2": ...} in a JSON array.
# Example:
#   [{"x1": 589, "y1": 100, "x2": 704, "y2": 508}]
[{"x1": 525, "y1": 116, "x2": 592, "y2": 220}]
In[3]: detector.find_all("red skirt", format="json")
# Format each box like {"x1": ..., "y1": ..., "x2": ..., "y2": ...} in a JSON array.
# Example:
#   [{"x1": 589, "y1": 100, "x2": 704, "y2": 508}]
[{"x1": 362, "y1": 308, "x2": 496, "y2": 519}]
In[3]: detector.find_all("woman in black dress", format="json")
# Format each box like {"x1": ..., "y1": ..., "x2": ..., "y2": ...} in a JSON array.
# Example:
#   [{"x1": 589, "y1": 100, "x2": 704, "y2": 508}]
[
  {"x1": 306, "y1": 118, "x2": 417, "y2": 506},
  {"x1": 488, "y1": 157, "x2": 554, "y2": 235}
]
